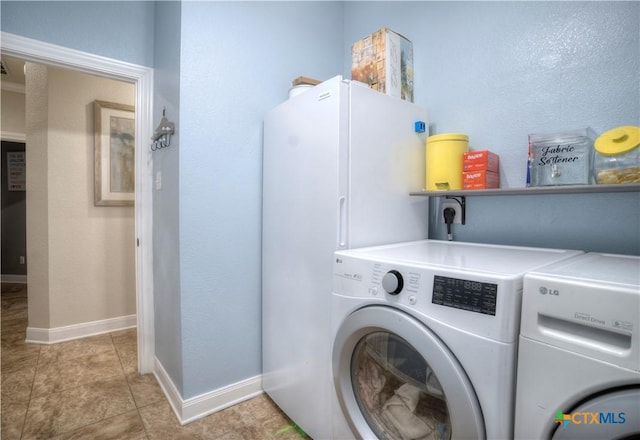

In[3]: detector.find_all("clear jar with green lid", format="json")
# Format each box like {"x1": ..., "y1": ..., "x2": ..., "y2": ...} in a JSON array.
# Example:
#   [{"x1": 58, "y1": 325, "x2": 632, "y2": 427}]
[{"x1": 593, "y1": 126, "x2": 640, "y2": 184}]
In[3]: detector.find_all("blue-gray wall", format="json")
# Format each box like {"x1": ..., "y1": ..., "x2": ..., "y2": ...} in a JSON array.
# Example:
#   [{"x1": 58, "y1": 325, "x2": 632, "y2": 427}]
[
  {"x1": 177, "y1": 0, "x2": 343, "y2": 398},
  {"x1": 1, "y1": 1, "x2": 155, "y2": 66},
  {"x1": 344, "y1": 1, "x2": 640, "y2": 254},
  {"x1": 152, "y1": 1, "x2": 183, "y2": 395},
  {"x1": 3, "y1": 1, "x2": 639, "y2": 403}
]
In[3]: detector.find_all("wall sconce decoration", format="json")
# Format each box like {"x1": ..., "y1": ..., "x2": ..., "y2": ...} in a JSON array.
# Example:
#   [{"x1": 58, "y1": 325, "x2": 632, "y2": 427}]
[{"x1": 151, "y1": 109, "x2": 175, "y2": 151}]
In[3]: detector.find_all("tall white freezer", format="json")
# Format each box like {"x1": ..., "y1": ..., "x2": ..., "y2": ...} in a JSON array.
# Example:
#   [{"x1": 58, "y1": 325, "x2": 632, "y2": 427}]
[{"x1": 262, "y1": 75, "x2": 429, "y2": 439}]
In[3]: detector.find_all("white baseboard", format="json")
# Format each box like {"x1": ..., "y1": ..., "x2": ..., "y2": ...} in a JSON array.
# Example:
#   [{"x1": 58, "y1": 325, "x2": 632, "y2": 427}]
[
  {"x1": 152, "y1": 357, "x2": 185, "y2": 422},
  {"x1": 1, "y1": 274, "x2": 27, "y2": 283},
  {"x1": 153, "y1": 357, "x2": 263, "y2": 425},
  {"x1": 26, "y1": 314, "x2": 136, "y2": 344}
]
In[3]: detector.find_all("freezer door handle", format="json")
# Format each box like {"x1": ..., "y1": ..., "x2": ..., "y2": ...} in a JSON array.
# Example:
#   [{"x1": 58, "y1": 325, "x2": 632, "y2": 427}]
[{"x1": 338, "y1": 196, "x2": 346, "y2": 248}]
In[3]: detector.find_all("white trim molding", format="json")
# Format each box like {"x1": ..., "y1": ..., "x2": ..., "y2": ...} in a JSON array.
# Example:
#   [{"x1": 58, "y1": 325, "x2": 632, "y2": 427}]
[
  {"x1": 1, "y1": 32, "x2": 155, "y2": 373},
  {"x1": 153, "y1": 357, "x2": 264, "y2": 425},
  {"x1": 26, "y1": 315, "x2": 136, "y2": 344},
  {"x1": 1, "y1": 131, "x2": 26, "y2": 142},
  {"x1": 1, "y1": 81, "x2": 25, "y2": 94}
]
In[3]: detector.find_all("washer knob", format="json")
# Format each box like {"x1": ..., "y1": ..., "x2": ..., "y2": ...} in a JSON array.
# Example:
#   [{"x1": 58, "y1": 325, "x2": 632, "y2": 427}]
[{"x1": 382, "y1": 270, "x2": 404, "y2": 295}]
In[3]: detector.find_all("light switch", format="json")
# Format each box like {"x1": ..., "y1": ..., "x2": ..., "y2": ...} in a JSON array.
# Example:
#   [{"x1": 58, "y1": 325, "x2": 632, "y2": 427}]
[{"x1": 155, "y1": 171, "x2": 162, "y2": 190}]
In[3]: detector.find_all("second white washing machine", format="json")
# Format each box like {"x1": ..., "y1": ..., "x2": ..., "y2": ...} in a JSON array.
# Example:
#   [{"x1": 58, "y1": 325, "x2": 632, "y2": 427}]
[
  {"x1": 331, "y1": 239, "x2": 583, "y2": 440},
  {"x1": 515, "y1": 252, "x2": 640, "y2": 440}
]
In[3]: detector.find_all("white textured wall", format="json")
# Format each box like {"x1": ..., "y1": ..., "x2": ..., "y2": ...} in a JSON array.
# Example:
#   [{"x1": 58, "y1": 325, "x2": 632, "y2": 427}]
[
  {"x1": 25, "y1": 62, "x2": 50, "y2": 328},
  {"x1": 26, "y1": 63, "x2": 136, "y2": 328}
]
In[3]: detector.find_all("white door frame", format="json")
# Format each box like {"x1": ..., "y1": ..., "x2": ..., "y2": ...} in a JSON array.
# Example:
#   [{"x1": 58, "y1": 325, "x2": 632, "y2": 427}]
[{"x1": 1, "y1": 32, "x2": 155, "y2": 373}]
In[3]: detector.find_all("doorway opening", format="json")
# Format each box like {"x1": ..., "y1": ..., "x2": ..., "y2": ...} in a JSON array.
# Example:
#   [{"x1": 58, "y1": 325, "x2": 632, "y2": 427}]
[{"x1": 1, "y1": 32, "x2": 154, "y2": 373}]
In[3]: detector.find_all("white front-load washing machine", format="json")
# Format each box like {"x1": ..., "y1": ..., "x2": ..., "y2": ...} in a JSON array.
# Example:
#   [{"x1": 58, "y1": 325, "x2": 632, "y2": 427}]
[
  {"x1": 331, "y1": 240, "x2": 583, "y2": 440},
  {"x1": 515, "y1": 252, "x2": 640, "y2": 440}
]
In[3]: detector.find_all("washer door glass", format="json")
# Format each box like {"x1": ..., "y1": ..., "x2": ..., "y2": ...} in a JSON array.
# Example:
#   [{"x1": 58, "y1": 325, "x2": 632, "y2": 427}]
[
  {"x1": 333, "y1": 306, "x2": 485, "y2": 440},
  {"x1": 351, "y1": 331, "x2": 450, "y2": 440}
]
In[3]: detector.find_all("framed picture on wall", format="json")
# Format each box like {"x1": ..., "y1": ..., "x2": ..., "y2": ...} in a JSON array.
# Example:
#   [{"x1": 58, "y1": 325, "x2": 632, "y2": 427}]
[
  {"x1": 7, "y1": 151, "x2": 26, "y2": 191},
  {"x1": 94, "y1": 100, "x2": 135, "y2": 206}
]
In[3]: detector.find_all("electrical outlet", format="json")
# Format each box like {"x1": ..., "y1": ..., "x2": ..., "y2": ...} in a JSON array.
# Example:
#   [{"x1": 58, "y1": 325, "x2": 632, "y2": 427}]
[
  {"x1": 441, "y1": 201, "x2": 462, "y2": 224},
  {"x1": 19, "y1": 256, "x2": 25, "y2": 264}
]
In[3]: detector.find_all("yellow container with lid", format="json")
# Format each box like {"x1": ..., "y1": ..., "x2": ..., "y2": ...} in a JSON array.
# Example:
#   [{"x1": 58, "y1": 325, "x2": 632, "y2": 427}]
[
  {"x1": 425, "y1": 133, "x2": 469, "y2": 190},
  {"x1": 593, "y1": 126, "x2": 640, "y2": 184}
]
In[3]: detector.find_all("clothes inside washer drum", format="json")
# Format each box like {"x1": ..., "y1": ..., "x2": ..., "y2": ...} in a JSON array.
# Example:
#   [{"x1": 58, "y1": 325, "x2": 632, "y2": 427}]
[
  {"x1": 356, "y1": 354, "x2": 387, "y2": 410},
  {"x1": 351, "y1": 332, "x2": 451, "y2": 440},
  {"x1": 353, "y1": 346, "x2": 451, "y2": 440},
  {"x1": 381, "y1": 383, "x2": 446, "y2": 440}
]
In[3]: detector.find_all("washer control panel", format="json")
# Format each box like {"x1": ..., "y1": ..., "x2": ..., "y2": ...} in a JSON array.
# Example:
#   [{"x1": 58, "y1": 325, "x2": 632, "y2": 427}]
[
  {"x1": 335, "y1": 259, "x2": 424, "y2": 305},
  {"x1": 333, "y1": 253, "x2": 511, "y2": 340},
  {"x1": 372, "y1": 263, "x2": 422, "y2": 298},
  {"x1": 432, "y1": 275, "x2": 498, "y2": 316},
  {"x1": 381, "y1": 270, "x2": 404, "y2": 295},
  {"x1": 333, "y1": 242, "x2": 584, "y2": 343}
]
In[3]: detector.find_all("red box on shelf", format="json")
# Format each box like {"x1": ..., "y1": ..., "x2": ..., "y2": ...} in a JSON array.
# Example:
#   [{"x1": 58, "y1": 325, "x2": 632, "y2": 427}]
[
  {"x1": 463, "y1": 150, "x2": 500, "y2": 172},
  {"x1": 462, "y1": 170, "x2": 500, "y2": 190}
]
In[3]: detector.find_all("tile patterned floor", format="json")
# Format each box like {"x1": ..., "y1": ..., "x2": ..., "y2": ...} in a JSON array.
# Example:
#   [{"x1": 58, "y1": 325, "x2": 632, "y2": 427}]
[{"x1": 1, "y1": 283, "x2": 307, "y2": 439}]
